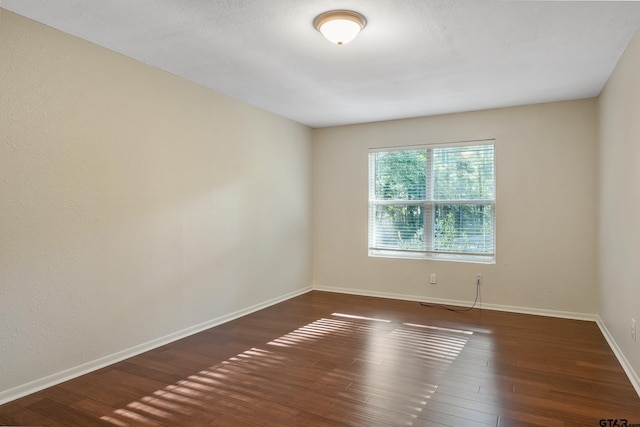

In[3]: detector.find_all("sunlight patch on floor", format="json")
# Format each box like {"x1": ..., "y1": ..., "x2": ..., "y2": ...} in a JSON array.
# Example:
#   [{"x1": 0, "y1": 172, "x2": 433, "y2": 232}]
[{"x1": 100, "y1": 313, "x2": 473, "y2": 426}]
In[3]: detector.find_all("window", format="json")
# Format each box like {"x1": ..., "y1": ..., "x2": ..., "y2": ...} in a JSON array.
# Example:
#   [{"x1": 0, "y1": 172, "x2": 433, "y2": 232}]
[{"x1": 368, "y1": 141, "x2": 495, "y2": 263}]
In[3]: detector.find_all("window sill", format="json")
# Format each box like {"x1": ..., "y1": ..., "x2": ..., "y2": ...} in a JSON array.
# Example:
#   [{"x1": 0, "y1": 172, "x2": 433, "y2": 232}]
[{"x1": 368, "y1": 249, "x2": 495, "y2": 264}]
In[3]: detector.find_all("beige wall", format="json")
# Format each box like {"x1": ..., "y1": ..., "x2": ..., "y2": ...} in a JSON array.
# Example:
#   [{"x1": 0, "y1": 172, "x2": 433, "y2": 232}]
[
  {"x1": 5, "y1": 3, "x2": 637, "y2": 404},
  {"x1": 599, "y1": 29, "x2": 640, "y2": 382},
  {"x1": 313, "y1": 100, "x2": 598, "y2": 316},
  {"x1": 0, "y1": 9, "x2": 311, "y2": 399}
]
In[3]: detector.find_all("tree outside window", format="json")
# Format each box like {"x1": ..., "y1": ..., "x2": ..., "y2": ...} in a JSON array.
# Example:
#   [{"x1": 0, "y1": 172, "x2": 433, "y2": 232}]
[{"x1": 368, "y1": 142, "x2": 495, "y2": 263}]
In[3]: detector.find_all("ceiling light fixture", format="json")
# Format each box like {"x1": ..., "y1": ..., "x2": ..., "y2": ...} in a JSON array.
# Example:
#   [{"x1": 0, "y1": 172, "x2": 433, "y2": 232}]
[{"x1": 314, "y1": 10, "x2": 366, "y2": 45}]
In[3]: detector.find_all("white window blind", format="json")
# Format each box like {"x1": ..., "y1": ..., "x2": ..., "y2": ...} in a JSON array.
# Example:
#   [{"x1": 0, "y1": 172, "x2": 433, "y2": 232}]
[{"x1": 368, "y1": 141, "x2": 495, "y2": 263}]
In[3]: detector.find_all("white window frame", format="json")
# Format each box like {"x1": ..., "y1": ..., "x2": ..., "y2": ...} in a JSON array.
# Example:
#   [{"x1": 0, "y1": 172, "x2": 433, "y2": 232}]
[{"x1": 368, "y1": 140, "x2": 496, "y2": 264}]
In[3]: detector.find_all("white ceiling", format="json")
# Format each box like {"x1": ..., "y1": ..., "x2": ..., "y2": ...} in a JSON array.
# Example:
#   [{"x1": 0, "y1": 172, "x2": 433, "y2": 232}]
[{"x1": 3, "y1": 1, "x2": 640, "y2": 128}]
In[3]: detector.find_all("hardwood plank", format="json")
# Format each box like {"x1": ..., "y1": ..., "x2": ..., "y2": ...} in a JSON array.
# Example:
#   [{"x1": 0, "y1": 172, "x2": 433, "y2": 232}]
[
  {"x1": 27, "y1": 397, "x2": 112, "y2": 427},
  {"x1": 2, "y1": 290, "x2": 640, "y2": 427},
  {"x1": 0, "y1": 401, "x2": 68, "y2": 427}
]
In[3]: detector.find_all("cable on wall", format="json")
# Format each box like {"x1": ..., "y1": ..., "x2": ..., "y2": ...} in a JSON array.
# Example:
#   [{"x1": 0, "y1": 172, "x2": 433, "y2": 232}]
[{"x1": 420, "y1": 282, "x2": 481, "y2": 312}]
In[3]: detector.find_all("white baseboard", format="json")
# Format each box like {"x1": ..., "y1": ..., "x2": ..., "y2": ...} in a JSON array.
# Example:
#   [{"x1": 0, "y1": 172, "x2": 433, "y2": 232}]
[
  {"x1": 6, "y1": 286, "x2": 637, "y2": 406},
  {"x1": 0, "y1": 286, "x2": 312, "y2": 406},
  {"x1": 596, "y1": 317, "x2": 640, "y2": 398},
  {"x1": 475, "y1": 301, "x2": 597, "y2": 322},
  {"x1": 314, "y1": 285, "x2": 640, "y2": 397},
  {"x1": 313, "y1": 285, "x2": 598, "y2": 321}
]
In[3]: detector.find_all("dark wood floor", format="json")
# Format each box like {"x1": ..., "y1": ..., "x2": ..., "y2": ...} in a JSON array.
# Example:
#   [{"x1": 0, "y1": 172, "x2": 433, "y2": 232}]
[{"x1": 2, "y1": 291, "x2": 640, "y2": 426}]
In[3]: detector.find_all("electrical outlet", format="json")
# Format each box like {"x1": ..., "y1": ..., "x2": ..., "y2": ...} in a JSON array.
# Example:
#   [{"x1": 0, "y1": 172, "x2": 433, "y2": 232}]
[
  {"x1": 430, "y1": 273, "x2": 437, "y2": 284},
  {"x1": 476, "y1": 274, "x2": 482, "y2": 286},
  {"x1": 632, "y1": 318, "x2": 637, "y2": 342}
]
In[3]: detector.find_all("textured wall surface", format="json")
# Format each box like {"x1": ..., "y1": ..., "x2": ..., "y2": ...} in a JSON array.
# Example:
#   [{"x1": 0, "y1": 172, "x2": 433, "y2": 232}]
[
  {"x1": 598, "y1": 28, "x2": 640, "y2": 385},
  {"x1": 0, "y1": 10, "x2": 311, "y2": 397},
  {"x1": 312, "y1": 99, "x2": 598, "y2": 316}
]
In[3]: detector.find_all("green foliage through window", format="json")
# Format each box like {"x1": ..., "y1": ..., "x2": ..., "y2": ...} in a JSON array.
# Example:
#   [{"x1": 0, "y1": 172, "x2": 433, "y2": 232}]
[{"x1": 368, "y1": 142, "x2": 495, "y2": 262}]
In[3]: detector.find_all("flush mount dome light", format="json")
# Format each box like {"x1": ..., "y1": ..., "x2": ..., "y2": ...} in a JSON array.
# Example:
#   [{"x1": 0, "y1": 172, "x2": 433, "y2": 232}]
[{"x1": 314, "y1": 10, "x2": 366, "y2": 45}]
